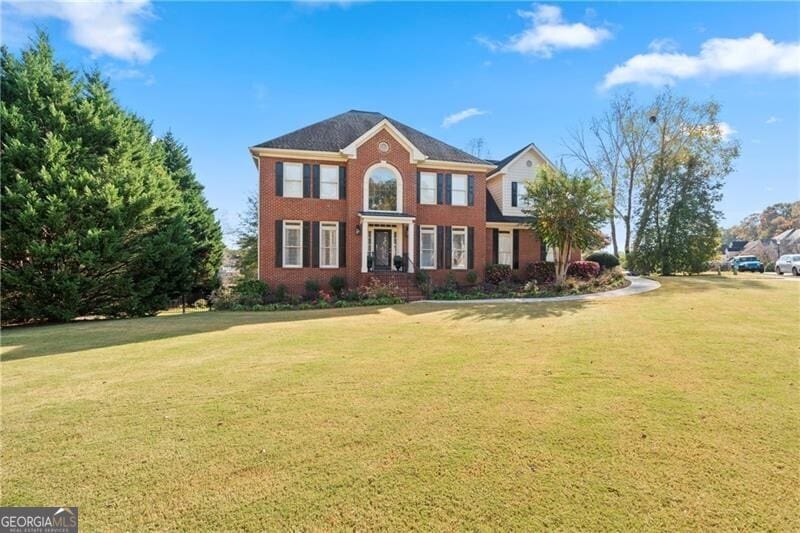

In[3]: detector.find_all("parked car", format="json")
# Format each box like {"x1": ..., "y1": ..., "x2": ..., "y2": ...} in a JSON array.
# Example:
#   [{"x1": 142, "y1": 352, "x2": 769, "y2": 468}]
[
  {"x1": 732, "y1": 255, "x2": 764, "y2": 273},
  {"x1": 775, "y1": 254, "x2": 800, "y2": 276}
]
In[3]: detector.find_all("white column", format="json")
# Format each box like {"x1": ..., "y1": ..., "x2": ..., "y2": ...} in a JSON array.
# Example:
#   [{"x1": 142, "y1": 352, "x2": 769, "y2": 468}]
[
  {"x1": 407, "y1": 221, "x2": 415, "y2": 273},
  {"x1": 361, "y1": 219, "x2": 369, "y2": 273}
]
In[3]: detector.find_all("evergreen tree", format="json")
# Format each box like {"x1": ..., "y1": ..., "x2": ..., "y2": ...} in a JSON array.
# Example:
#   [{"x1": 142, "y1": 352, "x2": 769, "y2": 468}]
[
  {"x1": 1, "y1": 33, "x2": 195, "y2": 322},
  {"x1": 235, "y1": 192, "x2": 259, "y2": 280},
  {"x1": 157, "y1": 132, "x2": 223, "y2": 298}
]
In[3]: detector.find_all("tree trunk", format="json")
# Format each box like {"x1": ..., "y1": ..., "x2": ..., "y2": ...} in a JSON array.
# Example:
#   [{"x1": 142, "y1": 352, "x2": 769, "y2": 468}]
[{"x1": 610, "y1": 216, "x2": 619, "y2": 257}]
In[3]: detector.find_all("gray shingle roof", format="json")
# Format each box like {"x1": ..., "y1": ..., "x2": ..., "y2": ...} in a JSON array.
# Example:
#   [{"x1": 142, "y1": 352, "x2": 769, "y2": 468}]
[
  {"x1": 254, "y1": 110, "x2": 488, "y2": 165},
  {"x1": 486, "y1": 193, "x2": 527, "y2": 224},
  {"x1": 486, "y1": 144, "x2": 532, "y2": 177}
]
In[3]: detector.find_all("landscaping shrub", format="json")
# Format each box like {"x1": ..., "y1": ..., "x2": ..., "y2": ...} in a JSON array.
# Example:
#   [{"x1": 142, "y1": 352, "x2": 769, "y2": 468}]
[
  {"x1": 414, "y1": 270, "x2": 430, "y2": 288},
  {"x1": 566, "y1": 261, "x2": 601, "y2": 279},
  {"x1": 765, "y1": 261, "x2": 776, "y2": 272},
  {"x1": 193, "y1": 298, "x2": 208, "y2": 309},
  {"x1": 274, "y1": 284, "x2": 289, "y2": 303},
  {"x1": 329, "y1": 275, "x2": 347, "y2": 295},
  {"x1": 443, "y1": 272, "x2": 459, "y2": 291},
  {"x1": 485, "y1": 264, "x2": 512, "y2": 284},
  {"x1": 304, "y1": 279, "x2": 321, "y2": 300},
  {"x1": 359, "y1": 277, "x2": 403, "y2": 299},
  {"x1": 466, "y1": 270, "x2": 478, "y2": 285},
  {"x1": 527, "y1": 261, "x2": 556, "y2": 284},
  {"x1": 585, "y1": 251, "x2": 620, "y2": 271},
  {"x1": 233, "y1": 279, "x2": 270, "y2": 306}
]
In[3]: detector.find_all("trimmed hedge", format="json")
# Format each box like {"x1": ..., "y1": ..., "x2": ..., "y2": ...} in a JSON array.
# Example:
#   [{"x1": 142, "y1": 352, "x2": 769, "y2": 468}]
[
  {"x1": 585, "y1": 251, "x2": 620, "y2": 271},
  {"x1": 527, "y1": 261, "x2": 556, "y2": 284},
  {"x1": 567, "y1": 260, "x2": 601, "y2": 279},
  {"x1": 486, "y1": 264, "x2": 513, "y2": 284}
]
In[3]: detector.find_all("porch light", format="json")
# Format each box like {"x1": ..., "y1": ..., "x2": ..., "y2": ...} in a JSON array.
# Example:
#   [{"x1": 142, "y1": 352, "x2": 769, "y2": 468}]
[{"x1": 355, "y1": 225, "x2": 361, "y2": 236}]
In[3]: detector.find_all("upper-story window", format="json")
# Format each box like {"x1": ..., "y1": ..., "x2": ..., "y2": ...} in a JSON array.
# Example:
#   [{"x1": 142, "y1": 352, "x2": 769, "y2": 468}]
[
  {"x1": 366, "y1": 164, "x2": 401, "y2": 212},
  {"x1": 451, "y1": 174, "x2": 467, "y2": 206},
  {"x1": 283, "y1": 163, "x2": 303, "y2": 198},
  {"x1": 419, "y1": 172, "x2": 437, "y2": 204},
  {"x1": 320, "y1": 165, "x2": 339, "y2": 200}
]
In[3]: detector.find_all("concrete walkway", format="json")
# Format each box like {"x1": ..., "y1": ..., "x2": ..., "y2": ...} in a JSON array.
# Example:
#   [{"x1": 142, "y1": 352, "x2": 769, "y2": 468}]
[{"x1": 414, "y1": 276, "x2": 660, "y2": 304}]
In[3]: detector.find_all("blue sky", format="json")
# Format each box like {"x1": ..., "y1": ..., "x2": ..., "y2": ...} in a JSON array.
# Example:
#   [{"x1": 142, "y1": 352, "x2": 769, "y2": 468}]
[{"x1": 3, "y1": 1, "x2": 799, "y2": 243}]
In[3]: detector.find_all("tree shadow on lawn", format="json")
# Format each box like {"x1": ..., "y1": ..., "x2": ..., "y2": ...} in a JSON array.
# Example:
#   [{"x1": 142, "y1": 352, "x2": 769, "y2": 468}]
[{"x1": 2, "y1": 298, "x2": 592, "y2": 362}]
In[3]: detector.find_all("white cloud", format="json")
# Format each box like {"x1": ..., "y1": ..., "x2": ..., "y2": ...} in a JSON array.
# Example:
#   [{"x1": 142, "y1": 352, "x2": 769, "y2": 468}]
[
  {"x1": 477, "y1": 4, "x2": 611, "y2": 58},
  {"x1": 765, "y1": 115, "x2": 781, "y2": 124},
  {"x1": 602, "y1": 33, "x2": 800, "y2": 89},
  {"x1": 441, "y1": 108, "x2": 488, "y2": 128},
  {"x1": 7, "y1": 0, "x2": 156, "y2": 62},
  {"x1": 104, "y1": 65, "x2": 155, "y2": 85},
  {"x1": 718, "y1": 122, "x2": 736, "y2": 140},
  {"x1": 648, "y1": 38, "x2": 679, "y2": 53}
]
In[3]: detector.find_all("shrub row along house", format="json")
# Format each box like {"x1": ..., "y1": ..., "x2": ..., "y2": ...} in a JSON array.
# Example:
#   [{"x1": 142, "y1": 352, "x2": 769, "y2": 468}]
[{"x1": 249, "y1": 110, "x2": 577, "y2": 298}]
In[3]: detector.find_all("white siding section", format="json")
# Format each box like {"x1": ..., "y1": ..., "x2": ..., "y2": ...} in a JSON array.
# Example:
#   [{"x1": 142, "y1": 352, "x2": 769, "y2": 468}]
[
  {"x1": 487, "y1": 176, "x2": 503, "y2": 209},
  {"x1": 501, "y1": 148, "x2": 547, "y2": 216}
]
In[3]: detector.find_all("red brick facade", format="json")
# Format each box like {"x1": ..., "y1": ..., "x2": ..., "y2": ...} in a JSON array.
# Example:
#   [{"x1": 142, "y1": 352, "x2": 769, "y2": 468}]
[{"x1": 257, "y1": 127, "x2": 489, "y2": 294}]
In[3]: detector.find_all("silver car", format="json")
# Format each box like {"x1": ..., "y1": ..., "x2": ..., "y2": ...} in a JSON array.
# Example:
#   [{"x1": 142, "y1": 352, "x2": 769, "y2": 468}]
[{"x1": 775, "y1": 254, "x2": 800, "y2": 276}]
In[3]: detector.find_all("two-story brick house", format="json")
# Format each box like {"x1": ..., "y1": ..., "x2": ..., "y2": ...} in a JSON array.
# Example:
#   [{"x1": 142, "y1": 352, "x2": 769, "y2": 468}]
[{"x1": 250, "y1": 110, "x2": 568, "y2": 296}]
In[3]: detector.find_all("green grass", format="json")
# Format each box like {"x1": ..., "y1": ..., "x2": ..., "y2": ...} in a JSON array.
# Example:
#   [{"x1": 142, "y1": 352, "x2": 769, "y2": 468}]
[{"x1": 2, "y1": 276, "x2": 798, "y2": 530}]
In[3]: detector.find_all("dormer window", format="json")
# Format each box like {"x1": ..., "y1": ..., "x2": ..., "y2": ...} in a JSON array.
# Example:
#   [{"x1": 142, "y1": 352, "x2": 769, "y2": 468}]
[{"x1": 365, "y1": 164, "x2": 402, "y2": 212}]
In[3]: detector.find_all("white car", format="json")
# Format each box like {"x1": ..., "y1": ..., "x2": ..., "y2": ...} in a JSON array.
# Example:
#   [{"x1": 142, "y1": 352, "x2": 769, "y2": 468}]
[{"x1": 775, "y1": 254, "x2": 800, "y2": 276}]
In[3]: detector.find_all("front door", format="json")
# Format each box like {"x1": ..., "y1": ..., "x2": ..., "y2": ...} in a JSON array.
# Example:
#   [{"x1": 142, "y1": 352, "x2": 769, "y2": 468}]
[{"x1": 373, "y1": 230, "x2": 392, "y2": 270}]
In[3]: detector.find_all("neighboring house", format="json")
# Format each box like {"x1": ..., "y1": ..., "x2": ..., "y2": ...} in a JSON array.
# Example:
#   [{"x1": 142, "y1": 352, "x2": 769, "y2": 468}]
[
  {"x1": 249, "y1": 110, "x2": 574, "y2": 295},
  {"x1": 722, "y1": 240, "x2": 748, "y2": 259}
]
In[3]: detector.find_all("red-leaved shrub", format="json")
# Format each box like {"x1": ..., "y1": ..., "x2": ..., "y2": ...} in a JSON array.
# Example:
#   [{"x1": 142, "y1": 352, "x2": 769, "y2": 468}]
[
  {"x1": 485, "y1": 264, "x2": 513, "y2": 284},
  {"x1": 567, "y1": 260, "x2": 601, "y2": 279},
  {"x1": 527, "y1": 261, "x2": 556, "y2": 284}
]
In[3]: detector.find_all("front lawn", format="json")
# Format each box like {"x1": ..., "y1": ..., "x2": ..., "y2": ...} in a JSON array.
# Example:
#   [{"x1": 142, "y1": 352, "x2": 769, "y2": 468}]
[{"x1": 2, "y1": 277, "x2": 797, "y2": 530}]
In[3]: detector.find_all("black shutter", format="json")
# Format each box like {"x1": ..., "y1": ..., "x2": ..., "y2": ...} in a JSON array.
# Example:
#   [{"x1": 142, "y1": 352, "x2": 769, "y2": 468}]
[
  {"x1": 339, "y1": 166, "x2": 347, "y2": 199},
  {"x1": 339, "y1": 222, "x2": 346, "y2": 267},
  {"x1": 540, "y1": 240, "x2": 547, "y2": 261},
  {"x1": 511, "y1": 181, "x2": 518, "y2": 207},
  {"x1": 445, "y1": 173, "x2": 452, "y2": 205},
  {"x1": 437, "y1": 225, "x2": 445, "y2": 268},
  {"x1": 444, "y1": 226, "x2": 452, "y2": 269},
  {"x1": 415, "y1": 224, "x2": 421, "y2": 270},
  {"x1": 492, "y1": 229, "x2": 499, "y2": 264},
  {"x1": 416, "y1": 171, "x2": 421, "y2": 204},
  {"x1": 302, "y1": 221, "x2": 311, "y2": 267},
  {"x1": 312, "y1": 165, "x2": 320, "y2": 199},
  {"x1": 312, "y1": 222, "x2": 320, "y2": 267},
  {"x1": 302, "y1": 164, "x2": 311, "y2": 198},
  {"x1": 468, "y1": 227, "x2": 475, "y2": 269},
  {"x1": 513, "y1": 229, "x2": 520, "y2": 270},
  {"x1": 436, "y1": 174, "x2": 444, "y2": 205},
  {"x1": 275, "y1": 220, "x2": 283, "y2": 267},
  {"x1": 468, "y1": 175, "x2": 475, "y2": 206},
  {"x1": 275, "y1": 162, "x2": 283, "y2": 196}
]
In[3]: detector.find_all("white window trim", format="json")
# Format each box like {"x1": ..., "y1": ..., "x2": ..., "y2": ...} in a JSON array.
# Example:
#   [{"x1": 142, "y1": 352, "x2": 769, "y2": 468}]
[
  {"x1": 283, "y1": 162, "x2": 303, "y2": 198},
  {"x1": 363, "y1": 162, "x2": 403, "y2": 213},
  {"x1": 451, "y1": 226, "x2": 468, "y2": 270},
  {"x1": 319, "y1": 222, "x2": 339, "y2": 269},
  {"x1": 451, "y1": 174, "x2": 468, "y2": 206},
  {"x1": 498, "y1": 231, "x2": 512, "y2": 267},
  {"x1": 282, "y1": 220, "x2": 303, "y2": 269},
  {"x1": 319, "y1": 165, "x2": 339, "y2": 200},
  {"x1": 420, "y1": 225, "x2": 437, "y2": 270},
  {"x1": 419, "y1": 172, "x2": 437, "y2": 205}
]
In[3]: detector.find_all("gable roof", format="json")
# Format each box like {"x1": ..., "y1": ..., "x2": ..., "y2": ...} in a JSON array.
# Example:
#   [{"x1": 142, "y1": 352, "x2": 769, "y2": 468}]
[
  {"x1": 486, "y1": 192, "x2": 526, "y2": 224},
  {"x1": 487, "y1": 143, "x2": 557, "y2": 178},
  {"x1": 253, "y1": 110, "x2": 487, "y2": 165}
]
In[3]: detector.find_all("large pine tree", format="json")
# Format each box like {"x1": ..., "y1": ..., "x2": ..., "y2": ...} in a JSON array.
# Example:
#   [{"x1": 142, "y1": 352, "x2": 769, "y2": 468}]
[
  {"x1": 0, "y1": 33, "x2": 208, "y2": 322},
  {"x1": 157, "y1": 132, "x2": 223, "y2": 298}
]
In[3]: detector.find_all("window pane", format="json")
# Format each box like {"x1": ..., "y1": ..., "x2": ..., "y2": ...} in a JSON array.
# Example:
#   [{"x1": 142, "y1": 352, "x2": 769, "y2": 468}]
[
  {"x1": 452, "y1": 190, "x2": 466, "y2": 205},
  {"x1": 421, "y1": 230, "x2": 435, "y2": 268},
  {"x1": 451, "y1": 175, "x2": 467, "y2": 205},
  {"x1": 420, "y1": 173, "x2": 436, "y2": 204},
  {"x1": 369, "y1": 167, "x2": 397, "y2": 211},
  {"x1": 498, "y1": 233, "x2": 512, "y2": 266},
  {"x1": 320, "y1": 166, "x2": 339, "y2": 199},
  {"x1": 284, "y1": 163, "x2": 303, "y2": 198},
  {"x1": 286, "y1": 248, "x2": 299, "y2": 266},
  {"x1": 321, "y1": 225, "x2": 337, "y2": 267},
  {"x1": 286, "y1": 227, "x2": 300, "y2": 247},
  {"x1": 321, "y1": 182, "x2": 338, "y2": 199},
  {"x1": 452, "y1": 231, "x2": 467, "y2": 269}
]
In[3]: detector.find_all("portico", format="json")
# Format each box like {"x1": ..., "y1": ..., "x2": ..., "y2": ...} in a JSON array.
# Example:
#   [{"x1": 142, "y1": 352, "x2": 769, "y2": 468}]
[{"x1": 358, "y1": 212, "x2": 415, "y2": 273}]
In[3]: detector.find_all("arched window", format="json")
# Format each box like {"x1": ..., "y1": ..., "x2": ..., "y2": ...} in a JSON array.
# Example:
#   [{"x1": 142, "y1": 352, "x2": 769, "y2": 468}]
[{"x1": 366, "y1": 165, "x2": 401, "y2": 212}]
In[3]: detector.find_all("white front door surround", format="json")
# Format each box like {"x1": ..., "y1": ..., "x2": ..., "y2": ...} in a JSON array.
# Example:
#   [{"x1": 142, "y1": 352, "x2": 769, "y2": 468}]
[{"x1": 359, "y1": 214, "x2": 415, "y2": 273}]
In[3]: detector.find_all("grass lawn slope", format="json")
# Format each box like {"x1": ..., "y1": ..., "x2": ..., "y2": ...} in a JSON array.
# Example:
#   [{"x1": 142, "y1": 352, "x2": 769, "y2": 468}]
[{"x1": 2, "y1": 277, "x2": 798, "y2": 530}]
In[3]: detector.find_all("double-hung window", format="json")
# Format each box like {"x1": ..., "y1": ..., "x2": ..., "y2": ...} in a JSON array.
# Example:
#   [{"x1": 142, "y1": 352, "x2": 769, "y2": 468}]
[
  {"x1": 419, "y1": 172, "x2": 437, "y2": 204},
  {"x1": 451, "y1": 227, "x2": 468, "y2": 269},
  {"x1": 498, "y1": 232, "x2": 512, "y2": 266},
  {"x1": 420, "y1": 226, "x2": 436, "y2": 269},
  {"x1": 283, "y1": 221, "x2": 303, "y2": 267},
  {"x1": 451, "y1": 174, "x2": 467, "y2": 206},
  {"x1": 283, "y1": 163, "x2": 303, "y2": 198},
  {"x1": 320, "y1": 166, "x2": 339, "y2": 200},
  {"x1": 320, "y1": 222, "x2": 338, "y2": 268}
]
